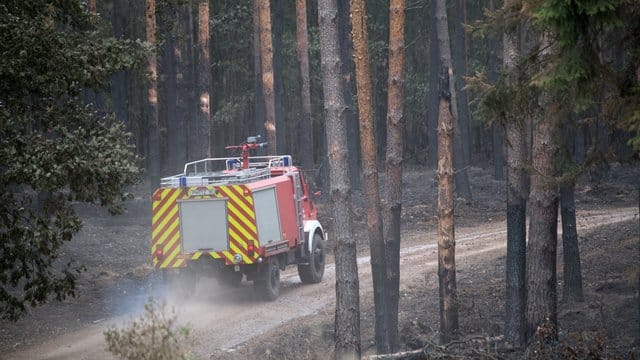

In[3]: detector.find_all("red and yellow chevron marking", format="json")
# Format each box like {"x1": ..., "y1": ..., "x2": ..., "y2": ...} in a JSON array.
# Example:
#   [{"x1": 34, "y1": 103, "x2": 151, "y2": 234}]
[{"x1": 151, "y1": 184, "x2": 259, "y2": 268}]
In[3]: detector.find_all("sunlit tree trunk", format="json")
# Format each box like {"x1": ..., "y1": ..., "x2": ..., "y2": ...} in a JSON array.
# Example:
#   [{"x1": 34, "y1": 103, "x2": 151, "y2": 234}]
[
  {"x1": 383, "y1": 0, "x2": 405, "y2": 353},
  {"x1": 350, "y1": 0, "x2": 387, "y2": 353},
  {"x1": 146, "y1": 0, "x2": 161, "y2": 189},
  {"x1": 194, "y1": 0, "x2": 212, "y2": 159},
  {"x1": 435, "y1": 0, "x2": 458, "y2": 342},
  {"x1": 295, "y1": 0, "x2": 313, "y2": 170},
  {"x1": 319, "y1": 0, "x2": 361, "y2": 357},
  {"x1": 503, "y1": 26, "x2": 527, "y2": 348},
  {"x1": 257, "y1": 0, "x2": 277, "y2": 154}
]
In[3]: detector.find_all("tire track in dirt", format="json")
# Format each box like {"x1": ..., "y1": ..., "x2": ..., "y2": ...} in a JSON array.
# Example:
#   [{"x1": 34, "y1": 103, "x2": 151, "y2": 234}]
[{"x1": 7, "y1": 207, "x2": 638, "y2": 359}]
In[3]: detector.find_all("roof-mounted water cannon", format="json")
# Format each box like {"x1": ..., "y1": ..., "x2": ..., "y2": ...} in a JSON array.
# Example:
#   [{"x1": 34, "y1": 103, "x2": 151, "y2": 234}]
[{"x1": 225, "y1": 135, "x2": 268, "y2": 169}]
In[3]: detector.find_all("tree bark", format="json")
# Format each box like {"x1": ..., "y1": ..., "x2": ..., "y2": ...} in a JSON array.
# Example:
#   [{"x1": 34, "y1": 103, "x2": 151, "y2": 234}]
[
  {"x1": 451, "y1": 0, "x2": 471, "y2": 167},
  {"x1": 503, "y1": 28, "x2": 527, "y2": 348},
  {"x1": 318, "y1": 0, "x2": 361, "y2": 357},
  {"x1": 272, "y1": 0, "x2": 285, "y2": 154},
  {"x1": 487, "y1": 0, "x2": 504, "y2": 181},
  {"x1": 163, "y1": 2, "x2": 184, "y2": 173},
  {"x1": 337, "y1": 0, "x2": 361, "y2": 190},
  {"x1": 295, "y1": 0, "x2": 314, "y2": 171},
  {"x1": 146, "y1": 0, "x2": 161, "y2": 189},
  {"x1": 436, "y1": 68, "x2": 458, "y2": 344},
  {"x1": 258, "y1": 0, "x2": 277, "y2": 154},
  {"x1": 426, "y1": 0, "x2": 439, "y2": 169},
  {"x1": 183, "y1": 1, "x2": 197, "y2": 161},
  {"x1": 560, "y1": 182, "x2": 583, "y2": 303},
  {"x1": 526, "y1": 35, "x2": 560, "y2": 340},
  {"x1": 351, "y1": 0, "x2": 387, "y2": 353},
  {"x1": 435, "y1": 0, "x2": 471, "y2": 201},
  {"x1": 253, "y1": 0, "x2": 265, "y2": 137},
  {"x1": 195, "y1": 0, "x2": 212, "y2": 159},
  {"x1": 383, "y1": 0, "x2": 405, "y2": 353}
]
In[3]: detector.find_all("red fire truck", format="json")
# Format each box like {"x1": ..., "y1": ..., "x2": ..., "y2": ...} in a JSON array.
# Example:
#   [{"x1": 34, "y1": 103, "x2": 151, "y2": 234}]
[{"x1": 151, "y1": 136, "x2": 325, "y2": 300}]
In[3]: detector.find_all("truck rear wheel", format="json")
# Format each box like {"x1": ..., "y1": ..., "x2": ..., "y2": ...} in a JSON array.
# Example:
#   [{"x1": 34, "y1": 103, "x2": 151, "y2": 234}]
[
  {"x1": 254, "y1": 257, "x2": 280, "y2": 301},
  {"x1": 298, "y1": 233, "x2": 325, "y2": 284}
]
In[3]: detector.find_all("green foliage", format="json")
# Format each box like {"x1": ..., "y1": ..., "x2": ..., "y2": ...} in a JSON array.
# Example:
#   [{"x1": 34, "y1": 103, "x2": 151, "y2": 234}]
[
  {"x1": 0, "y1": 1, "x2": 147, "y2": 320},
  {"x1": 104, "y1": 298, "x2": 191, "y2": 360}
]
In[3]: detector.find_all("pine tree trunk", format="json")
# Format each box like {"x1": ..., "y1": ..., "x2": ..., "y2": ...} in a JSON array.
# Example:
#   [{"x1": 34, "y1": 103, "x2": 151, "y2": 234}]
[
  {"x1": 350, "y1": 0, "x2": 387, "y2": 353},
  {"x1": 435, "y1": 0, "x2": 459, "y2": 342},
  {"x1": 337, "y1": 0, "x2": 360, "y2": 190},
  {"x1": 195, "y1": 0, "x2": 212, "y2": 159},
  {"x1": 253, "y1": 0, "x2": 265, "y2": 137},
  {"x1": 436, "y1": 68, "x2": 458, "y2": 343},
  {"x1": 526, "y1": 35, "x2": 560, "y2": 339},
  {"x1": 272, "y1": 0, "x2": 285, "y2": 154},
  {"x1": 183, "y1": 1, "x2": 197, "y2": 161},
  {"x1": 146, "y1": 0, "x2": 161, "y2": 189},
  {"x1": 318, "y1": 0, "x2": 361, "y2": 357},
  {"x1": 503, "y1": 29, "x2": 527, "y2": 348},
  {"x1": 434, "y1": 0, "x2": 471, "y2": 201},
  {"x1": 258, "y1": 0, "x2": 277, "y2": 154},
  {"x1": 295, "y1": 0, "x2": 313, "y2": 171},
  {"x1": 383, "y1": 0, "x2": 405, "y2": 352},
  {"x1": 111, "y1": 0, "x2": 128, "y2": 129},
  {"x1": 560, "y1": 182, "x2": 584, "y2": 303},
  {"x1": 451, "y1": 0, "x2": 471, "y2": 166},
  {"x1": 426, "y1": 0, "x2": 439, "y2": 169},
  {"x1": 163, "y1": 2, "x2": 183, "y2": 173}
]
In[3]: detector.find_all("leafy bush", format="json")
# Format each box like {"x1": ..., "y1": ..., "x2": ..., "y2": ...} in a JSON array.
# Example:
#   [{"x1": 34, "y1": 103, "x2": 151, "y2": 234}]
[{"x1": 104, "y1": 299, "x2": 191, "y2": 360}]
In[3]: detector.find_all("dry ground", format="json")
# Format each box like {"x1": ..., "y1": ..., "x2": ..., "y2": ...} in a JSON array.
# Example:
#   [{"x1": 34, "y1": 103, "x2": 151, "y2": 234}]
[{"x1": 1, "y1": 163, "x2": 638, "y2": 359}]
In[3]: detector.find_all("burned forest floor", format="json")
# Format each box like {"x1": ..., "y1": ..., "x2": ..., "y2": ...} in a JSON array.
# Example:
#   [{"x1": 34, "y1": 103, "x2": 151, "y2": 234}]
[{"x1": 1, "y1": 163, "x2": 639, "y2": 359}]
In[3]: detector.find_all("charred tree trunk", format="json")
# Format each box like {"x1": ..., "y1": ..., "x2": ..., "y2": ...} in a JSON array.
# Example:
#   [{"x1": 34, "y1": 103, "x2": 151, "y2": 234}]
[
  {"x1": 337, "y1": 0, "x2": 360, "y2": 190},
  {"x1": 436, "y1": 68, "x2": 458, "y2": 343},
  {"x1": 560, "y1": 182, "x2": 583, "y2": 303},
  {"x1": 350, "y1": 0, "x2": 387, "y2": 353},
  {"x1": 319, "y1": 0, "x2": 361, "y2": 357},
  {"x1": 194, "y1": 0, "x2": 212, "y2": 159},
  {"x1": 146, "y1": 0, "x2": 161, "y2": 189},
  {"x1": 258, "y1": 0, "x2": 277, "y2": 154},
  {"x1": 426, "y1": 0, "x2": 439, "y2": 169},
  {"x1": 383, "y1": 0, "x2": 405, "y2": 353},
  {"x1": 503, "y1": 29, "x2": 527, "y2": 348},
  {"x1": 295, "y1": 0, "x2": 313, "y2": 171},
  {"x1": 183, "y1": 1, "x2": 197, "y2": 161}
]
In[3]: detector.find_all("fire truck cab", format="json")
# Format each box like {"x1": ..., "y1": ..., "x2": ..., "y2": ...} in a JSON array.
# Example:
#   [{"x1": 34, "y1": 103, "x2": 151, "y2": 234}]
[{"x1": 151, "y1": 136, "x2": 325, "y2": 300}]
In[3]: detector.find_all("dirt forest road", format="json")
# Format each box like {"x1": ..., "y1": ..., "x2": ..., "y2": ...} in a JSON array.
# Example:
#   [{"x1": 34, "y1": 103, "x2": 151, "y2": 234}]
[{"x1": 7, "y1": 206, "x2": 638, "y2": 360}]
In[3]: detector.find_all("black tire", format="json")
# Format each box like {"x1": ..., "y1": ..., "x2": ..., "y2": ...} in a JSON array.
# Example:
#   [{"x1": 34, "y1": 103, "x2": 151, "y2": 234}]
[
  {"x1": 218, "y1": 268, "x2": 243, "y2": 287},
  {"x1": 254, "y1": 257, "x2": 280, "y2": 301},
  {"x1": 163, "y1": 268, "x2": 196, "y2": 300},
  {"x1": 297, "y1": 232, "x2": 325, "y2": 284}
]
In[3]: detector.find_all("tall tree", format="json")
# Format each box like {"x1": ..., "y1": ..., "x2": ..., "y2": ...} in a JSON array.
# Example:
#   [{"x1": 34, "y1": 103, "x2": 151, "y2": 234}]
[
  {"x1": 337, "y1": 0, "x2": 361, "y2": 190},
  {"x1": 318, "y1": 0, "x2": 361, "y2": 357},
  {"x1": 503, "y1": 26, "x2": 527, "y2": 348},
  {"x1": 525, "y1": 34, "x2": 560, "y2": 342},
  {"x1": 146, "y1": 0, "x2": 161, "y2": 188},
  {"x1": 253, "y1": 0, "x2": 265, "y2": 137},
  {"x1": 295, "y1": 0, "x2": 313, "y2": 170},
  {"x1": 426, "y1": 0, "x2": 439, "y2": 168},
  {"x1": 435, "y1": 0, "x2": 472, "y2": 200},
  {"x1": 0, "y1": 0, "x2": 145, "y2": 320},
  {"x1": 451, "y1": 0, "x2": 472, "y2": 166},
  {"x1": 257, "y1": 0, "x2": 277, "y2": 154},
  {"x1": 383, "y1": 0, "x2": 405, "y2": 352},
  {"x1": 195, "y1": 0, "x2": 212, "y2": 159},
  {"x1": 434, "y1": 0, "x2": 459, "y2": 343},
  {"x1": 488, "y1": 0, "x2": 504, "y2": 181},
  {"x1": 350, "y1": 0, "x2": 387, "y2": 353},
  {"x1": 272, "y1": 0, "x2": 285, "y2": 154}
]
